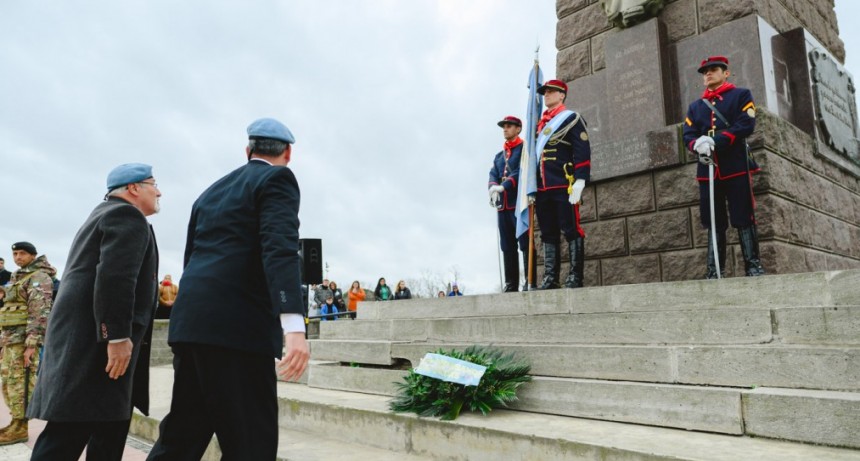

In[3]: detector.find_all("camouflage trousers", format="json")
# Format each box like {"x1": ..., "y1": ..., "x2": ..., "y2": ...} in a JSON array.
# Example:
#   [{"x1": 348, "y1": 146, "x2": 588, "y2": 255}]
[{"x1": 0, "y1": 343, "x2": 40, "y2": 419}]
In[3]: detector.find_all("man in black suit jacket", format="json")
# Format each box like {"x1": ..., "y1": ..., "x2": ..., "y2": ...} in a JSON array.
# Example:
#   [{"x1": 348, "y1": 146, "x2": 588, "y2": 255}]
[
  {"x1": 29, "y1": 163, "x2": 161, "y2": 461},
  {"x1": 148, "y1": 118, "x2": 309, "y2": 460}
]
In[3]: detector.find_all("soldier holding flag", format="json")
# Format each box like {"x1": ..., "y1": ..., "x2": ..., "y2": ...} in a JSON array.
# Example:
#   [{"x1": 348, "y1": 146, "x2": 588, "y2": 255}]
[
  {"x1": 488, "y1": 116, "x2": 530, "y2": 292},
  {"x1": 533, "y1": 79, "x2": 591, "y2": 289}
]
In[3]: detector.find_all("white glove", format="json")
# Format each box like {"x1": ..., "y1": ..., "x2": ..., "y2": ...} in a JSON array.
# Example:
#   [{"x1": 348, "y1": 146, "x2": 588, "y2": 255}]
[
  {"x1": 568, "y1": 179, "x2": 586, "y2": 205},
  {"x1": 488, "y1": 185, "x2": 505, "y2": 197},
  {"x1": 693, "y1": 136, "x2": 714, "y2": 154},
  {"x1": 490, "y1": 191, "x2": 500, "y2": 207}
]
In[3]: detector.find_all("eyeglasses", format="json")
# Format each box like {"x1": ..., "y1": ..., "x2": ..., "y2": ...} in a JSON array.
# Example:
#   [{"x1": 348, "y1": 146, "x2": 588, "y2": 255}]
[{"x1": 137, "y1": 181, "x2": 158, "y2": 189}]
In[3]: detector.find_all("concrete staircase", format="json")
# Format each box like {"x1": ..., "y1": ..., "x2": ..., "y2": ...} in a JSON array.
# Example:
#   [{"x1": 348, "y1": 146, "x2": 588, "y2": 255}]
[
  {"x1": 304, "y1": 270, "x2": 860, "y2": 459},
  {"x1": 133, "y1": 270, "x2": 860, "y2": 460}
]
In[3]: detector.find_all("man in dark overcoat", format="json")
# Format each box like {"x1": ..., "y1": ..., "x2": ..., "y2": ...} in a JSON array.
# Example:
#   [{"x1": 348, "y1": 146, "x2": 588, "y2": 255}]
[
  {"x1": 147, "y1": 118, "x2": 309, "y2": 460},
  {"x1": 27, "y1": 163, "x2": 161, "y2": 461}
]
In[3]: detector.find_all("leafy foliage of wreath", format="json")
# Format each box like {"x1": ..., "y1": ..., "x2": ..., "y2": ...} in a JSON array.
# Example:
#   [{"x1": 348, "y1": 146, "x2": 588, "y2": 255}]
[{"x1": 389, "y1": 345, "x2": 532, "y2": 420}]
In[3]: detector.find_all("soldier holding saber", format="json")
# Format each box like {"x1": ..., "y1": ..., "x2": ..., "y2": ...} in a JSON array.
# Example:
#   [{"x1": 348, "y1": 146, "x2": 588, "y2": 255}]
[{"x1": 683, "y1": 56, "x2": 765, "y2": 278}]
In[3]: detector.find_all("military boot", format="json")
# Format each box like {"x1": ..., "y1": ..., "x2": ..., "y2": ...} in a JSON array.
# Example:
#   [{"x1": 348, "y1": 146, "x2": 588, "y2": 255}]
[
  {"x1": 563, "y1": 237, "x2": 585, "y2": 288},
  {"x1": 738, "y1": 225, "x2": 765, "y2": 276},
  {"x1": 502, "y1": 251, "x2": 519, "y2": 293},
  {"x1": 0, "y1": 418, "x2": 28, "y2": 445},
  {"x1": 704, "y1": 229, "x2": 727, "y2": 279},
  {"x1": 537, "y1": 243, "x2": 560, "y2": 290}
]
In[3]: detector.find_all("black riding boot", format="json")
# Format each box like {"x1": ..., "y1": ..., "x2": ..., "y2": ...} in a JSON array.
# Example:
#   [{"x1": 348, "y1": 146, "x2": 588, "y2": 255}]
[
  {"x1": 738, "y1": 225, "x2": 765, "y2": 276},
  {"x1": 563, "y1": 237, "x2": 585, "y2": 288},
  {"x1": 538, "y1": 242, "x2": 560, "y2": 290},
  {"x1": 502, "y1": 250, "x2": 519, "y2": 292},
  {"x1": 704, "y1": 230, "x2": 726, "y2": 279}
]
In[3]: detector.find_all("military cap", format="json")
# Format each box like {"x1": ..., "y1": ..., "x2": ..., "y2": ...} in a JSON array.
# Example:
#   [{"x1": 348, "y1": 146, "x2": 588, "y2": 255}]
[
  {"x1": 537, "y1": 79, "x2": 568, "y2": 95},
  {"x1": 106, "y1": 163, "x2": 154, "y2": 190},
  {"x1": 247, "y1": 118, "x2": 295, "y2": 144},
  {"x1": 12, "y1": 242, "x2": 37, "y2": 255},
  {"x1": 497, "y1": 116, "x2": 522, "y2": 127},
  {"x1": 698, "y1": 56, "x2": 729, "y2": 73}
]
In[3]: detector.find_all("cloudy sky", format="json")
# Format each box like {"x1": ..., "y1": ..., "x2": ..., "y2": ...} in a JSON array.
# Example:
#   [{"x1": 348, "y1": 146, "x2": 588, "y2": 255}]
[{"x1": 1, "y1": 1, "x2": 857, "y2": 295}]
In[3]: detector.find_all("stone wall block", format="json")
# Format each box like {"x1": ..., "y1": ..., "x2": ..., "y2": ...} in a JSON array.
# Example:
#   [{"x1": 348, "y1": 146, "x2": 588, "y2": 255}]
[
  {"x1": 698, "y1": 0, "x2": 755, "y2": 32},
  {"x1": 690, "y1": 204, "x2": 744, "y2": 245},
  {"x1": 854, "y1": 195, "x2": 860, "y2": 226},
  {"x1": 826, "y1": 252, "x2": 860, "y2": 270},
  {"x1": 661, "y1": 248, "x2": 707, "y2": 281},
  {"x1": 582, "y1": 218, "x2": 627, "y2": 257},
  {"x1": 557, "y1": 41, "x2": 592, "y2": 82},
  {"x1": 628, "y1": 209, "x2": 692, "y2": 253},
  {"x1": 557, "y1": 0, "x2": 590, "y2": 19},
  {"x1": 580, "y1": 185, "x2": 598, "y2": 222},
  {"x1": 584, "y1": 259, "x2": 601, "y2": 286},
  {"x1": 596, "y1": 174, "x2": 655, "y2": 218},
  {"x1": 557, "y1": 3, "x2": 612, "y2": 50},
  {"x1": 590, "y1": 29, "x2": 612, "y2": 71},
  {"x1": 751, "y1": 111, "x2": 816, "y2": 168},
  {"x1": 601, "y1": 253, "x2": 661, "y2": 285},
  {"x1": 761, "y1": 241, "x2": 826, "y2": 275},
  {"x1": 660, "y1": 0, "x2": 697, "y2": 42},
  {"x1": 655, "y1": 162, "x2": 698, "y2": 209}
]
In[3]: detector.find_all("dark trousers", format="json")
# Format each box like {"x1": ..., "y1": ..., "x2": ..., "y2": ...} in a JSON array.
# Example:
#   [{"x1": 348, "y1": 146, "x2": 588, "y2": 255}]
[
  {"x1": 535, "y1": 189, "x2": 584, "y2": 244},
  {"x1": 30, "y1": 419, "x2": 132, "y2": 461},
  {"x1": 699, "y1": 174, "x2": 755, "y2": 231},
  {"x1": 497, "y1": 208, "x2": 528, "y2": 253},
  {"x1": 147, "y1": 343, "x2": 278, "y2": 461}
]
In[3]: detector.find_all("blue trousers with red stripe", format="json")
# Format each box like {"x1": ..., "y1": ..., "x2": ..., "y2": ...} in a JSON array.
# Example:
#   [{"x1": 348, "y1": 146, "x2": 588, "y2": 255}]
[
  {"x1": 698, "y1": 174, "x2": 755, "y2": 231},
  {"x1": 535, "y1": 189, "x2": 584, "y2": 244}
]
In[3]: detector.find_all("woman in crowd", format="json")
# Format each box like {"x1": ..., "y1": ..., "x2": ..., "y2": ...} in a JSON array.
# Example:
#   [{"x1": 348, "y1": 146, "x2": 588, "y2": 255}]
[
  {"x1": 347, "y1": 280, "x2": 366, "y2": 319},
  {"x1": 394, "y1": 280, "x2": 412, "y2": 300},
  {"x1": 437, "y1": 291, "x2": 446, "y2": 298},
  {"x1": 447, "y1": 283, "x2": 463, "y2": 297},
  {"x1": 374, "y1": 277, "x2": 393, "y2": 301},
  {"x1": 329, "y1": 280, "x2": 345, "y2": 312}
]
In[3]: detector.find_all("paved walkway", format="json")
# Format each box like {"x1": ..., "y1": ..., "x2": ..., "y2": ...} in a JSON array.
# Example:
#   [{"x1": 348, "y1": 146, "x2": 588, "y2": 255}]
[{"x1": 0, "y1": 392, "x2": 151, "y2": 460}]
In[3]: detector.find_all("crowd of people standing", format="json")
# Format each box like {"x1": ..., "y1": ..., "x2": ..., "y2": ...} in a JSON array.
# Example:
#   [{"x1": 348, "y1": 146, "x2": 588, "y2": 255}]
[{"x1": 308, "y1": 277, "x2": 463, "y2": 320}]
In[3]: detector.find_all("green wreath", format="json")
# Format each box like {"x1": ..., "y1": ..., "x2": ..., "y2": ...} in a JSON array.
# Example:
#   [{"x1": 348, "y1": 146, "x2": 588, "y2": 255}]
[{"x1": 389, "y1": 345, "x2": 532, "y2": 421}]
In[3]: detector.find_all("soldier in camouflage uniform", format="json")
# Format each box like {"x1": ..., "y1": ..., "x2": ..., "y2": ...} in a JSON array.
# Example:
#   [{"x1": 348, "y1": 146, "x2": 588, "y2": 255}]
[{"x1": 0, "y1": 241, "x2": 55, "y2": 445}]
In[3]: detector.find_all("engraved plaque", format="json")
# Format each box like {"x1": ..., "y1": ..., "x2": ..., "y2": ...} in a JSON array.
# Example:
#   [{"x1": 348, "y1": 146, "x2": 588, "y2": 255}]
[
  {"x1": 810, "y1": 50, "x2": 860, "y2": 165},
  {"x1": 604, "y1": 18, "x2": 669, "y2": 138},
  {"x1": 590, "y1": 127, "x2": 679, "y2": 181}
]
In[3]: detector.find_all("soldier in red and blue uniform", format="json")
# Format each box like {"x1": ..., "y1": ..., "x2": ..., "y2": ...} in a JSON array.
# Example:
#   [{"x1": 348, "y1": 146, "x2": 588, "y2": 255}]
[
  {"x1": 683, "y1": 56, "x2": 765, "y2": 278},
  {"x1": 488, "y1": 116, "x2": 530, "y2": 292},
  {"x1": 534, "y1": 79, "x2": 591, "y2": 289}
]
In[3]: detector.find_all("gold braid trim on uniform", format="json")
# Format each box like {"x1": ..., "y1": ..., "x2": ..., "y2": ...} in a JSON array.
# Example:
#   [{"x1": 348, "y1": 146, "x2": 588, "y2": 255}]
[{"x1": 547, "y1": 113, "x2": 580, "y2": 146}]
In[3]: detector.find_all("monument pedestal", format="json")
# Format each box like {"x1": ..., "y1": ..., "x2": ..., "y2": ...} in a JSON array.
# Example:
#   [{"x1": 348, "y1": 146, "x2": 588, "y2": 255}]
[{"x1": 543, "y1": 1, "x2": 860, "y2": 286}]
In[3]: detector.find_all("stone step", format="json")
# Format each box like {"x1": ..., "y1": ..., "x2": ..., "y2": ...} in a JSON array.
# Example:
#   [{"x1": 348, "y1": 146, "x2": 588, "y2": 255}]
[
  {"x1": 357, "y1": 270, "x2": 860, "y2": 320},
  {"x1": 305, "y1": 362, "x2": 860, "y2": 447},
  {"x1": 278, "y1": 379, "x2": 860, "y2": 460},
  {"x1": 310, "y1": 340, "x2": 860, "y2": 391},
  {"x1": 321, "y1": 306, "x2": 860, "y2": 345},
  {"x1": 136, "y1": 366, "x2": 860, "y2": 459}
]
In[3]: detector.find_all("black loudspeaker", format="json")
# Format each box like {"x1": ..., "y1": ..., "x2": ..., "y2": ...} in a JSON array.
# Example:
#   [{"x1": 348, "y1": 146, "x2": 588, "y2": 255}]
[{"x1": 299, "y1": 238, "x2": 323, "y2": 285}]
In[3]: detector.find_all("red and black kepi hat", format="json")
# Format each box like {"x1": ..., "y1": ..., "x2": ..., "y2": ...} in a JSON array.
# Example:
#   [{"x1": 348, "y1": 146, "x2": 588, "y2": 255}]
[
  {"x1": 497, "y1": 116, "x2": 522, "y2": 127},
  {"x1": 537, "y1": 79, "x2": 568, "y2": 95},
  {"x1": 698, "y1": 56, "x2": 729, "y2": 73}
]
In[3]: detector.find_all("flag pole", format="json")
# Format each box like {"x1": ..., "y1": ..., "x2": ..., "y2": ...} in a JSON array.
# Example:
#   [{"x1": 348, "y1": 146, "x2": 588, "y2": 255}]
[{"x1": 528, "y1": 202, "x2": 535, "y2": 288}]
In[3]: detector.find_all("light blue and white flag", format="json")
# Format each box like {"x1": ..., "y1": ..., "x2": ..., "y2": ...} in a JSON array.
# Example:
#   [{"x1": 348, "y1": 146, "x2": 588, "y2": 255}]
[{"x1": 516, "y1": 53, "x2": 543, "y2": 238}]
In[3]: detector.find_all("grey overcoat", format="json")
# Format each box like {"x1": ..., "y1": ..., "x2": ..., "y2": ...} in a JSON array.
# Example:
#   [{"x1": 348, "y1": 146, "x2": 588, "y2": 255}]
[{"x1": 27, "y1": 196, "x2": 158, "y2": 421}]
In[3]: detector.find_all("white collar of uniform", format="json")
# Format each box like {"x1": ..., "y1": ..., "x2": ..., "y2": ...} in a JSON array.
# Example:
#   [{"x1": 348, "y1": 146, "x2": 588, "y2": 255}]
[{"x1": 250, "y1": 157, "x2": 273, "y2": 166}]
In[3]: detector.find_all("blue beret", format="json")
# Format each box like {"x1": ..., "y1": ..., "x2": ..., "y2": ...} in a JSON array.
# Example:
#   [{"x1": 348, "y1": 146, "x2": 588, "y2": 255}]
[
  {"x1": 106, "y1": 163, "x2": 154, "y2": 190},
  {"x1": 247, "y1": 118, "x2": 295, "y2": 144}
]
